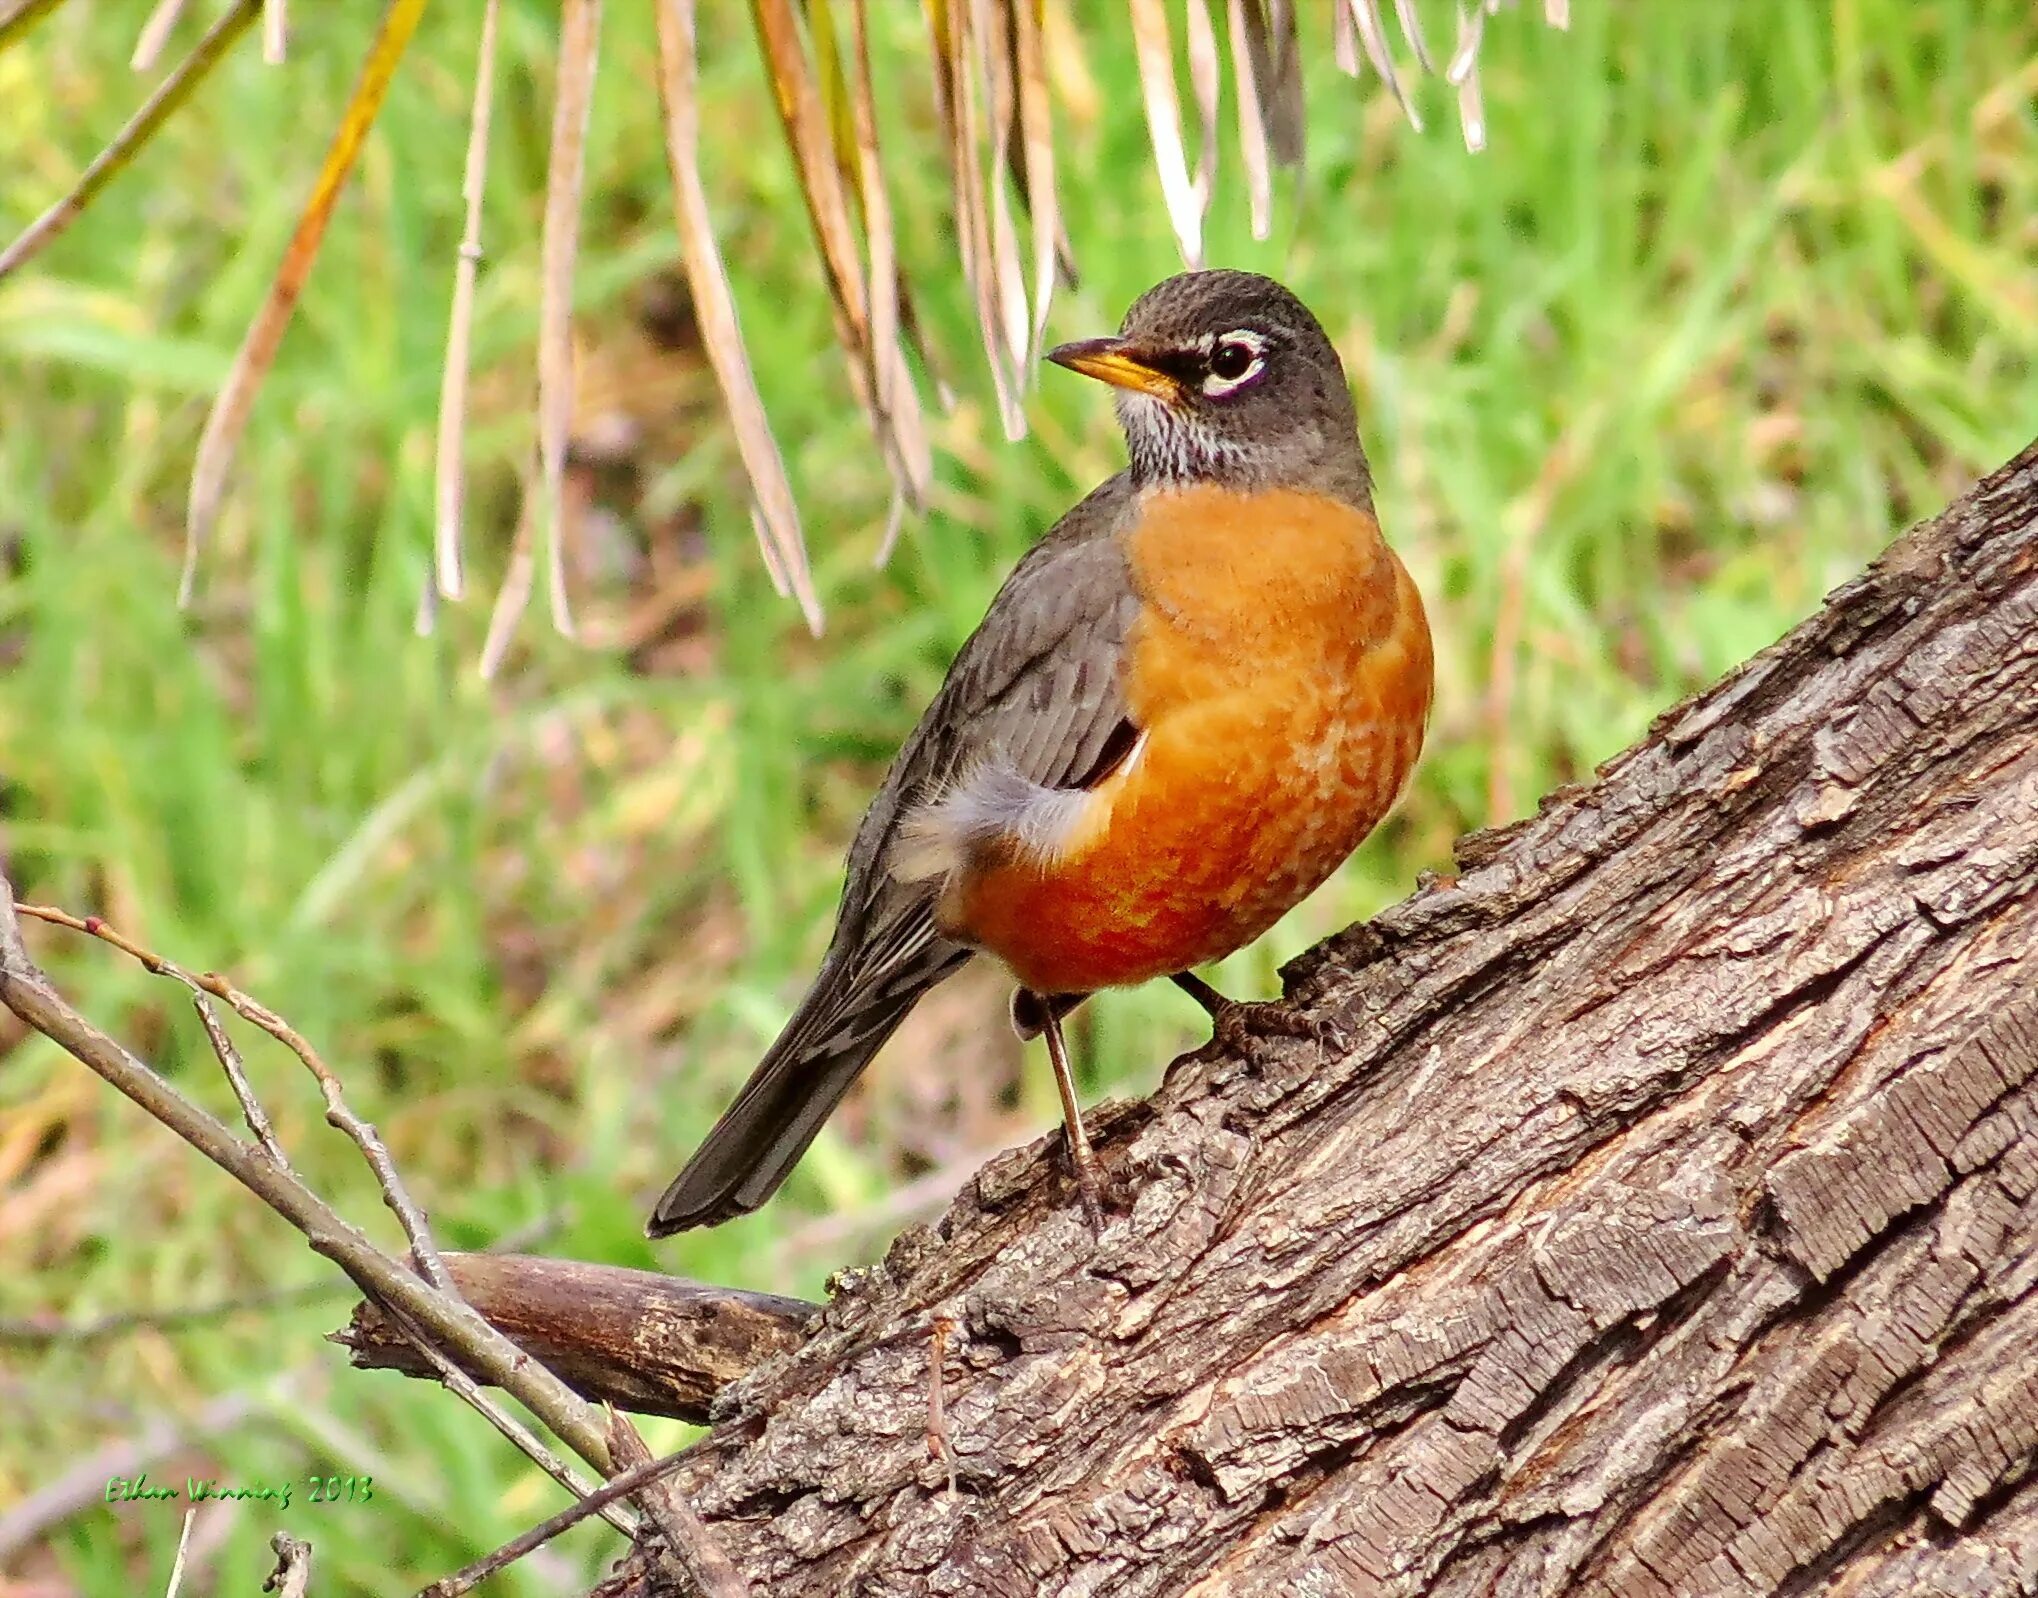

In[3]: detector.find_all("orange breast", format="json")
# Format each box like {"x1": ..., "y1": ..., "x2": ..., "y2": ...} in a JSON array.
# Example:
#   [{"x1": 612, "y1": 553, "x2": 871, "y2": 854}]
[{"x1": 953, "y1": 485, "x2": 1432, "y2": 996}]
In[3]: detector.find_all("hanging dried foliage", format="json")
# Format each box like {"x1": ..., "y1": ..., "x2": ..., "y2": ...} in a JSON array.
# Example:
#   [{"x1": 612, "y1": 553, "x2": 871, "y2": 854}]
[{"x1": 0, "y1": 0, "x2": 1566, "y2": 643}]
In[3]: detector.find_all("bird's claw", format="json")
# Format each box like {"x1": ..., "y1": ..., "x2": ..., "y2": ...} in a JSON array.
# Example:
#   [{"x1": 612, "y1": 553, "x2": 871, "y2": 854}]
[{"x1": 1210, "y1": 999, "x2": 1349, "y2": 1058}]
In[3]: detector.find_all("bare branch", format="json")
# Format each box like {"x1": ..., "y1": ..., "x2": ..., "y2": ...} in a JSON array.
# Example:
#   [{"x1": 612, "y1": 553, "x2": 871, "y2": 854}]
[
  {"x1": 606, "y1": 1414, "x2": 748, "y2": 1598},
  {"x1": 336, "y1": 1252, "x2": 815, "y2": 1423},
  {"x1": 421, "y1": 1442, "x2": 695, "y2": 1598},
  {"x1": 0, "y1": 887, "x2": 615, "y2": 1474},
  {"x1": 192, "y1": 991, "x2": 288, "y2": 1167}
]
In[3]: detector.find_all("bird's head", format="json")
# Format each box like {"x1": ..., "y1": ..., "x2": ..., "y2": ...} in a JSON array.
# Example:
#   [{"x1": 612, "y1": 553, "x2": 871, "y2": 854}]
[{"x1": 1047, "y1": 270, "x2": 1369, "y2": 505}]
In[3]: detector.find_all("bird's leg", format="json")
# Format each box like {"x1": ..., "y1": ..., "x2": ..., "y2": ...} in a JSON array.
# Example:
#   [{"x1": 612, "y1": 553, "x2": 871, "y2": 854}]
[
  {"x1": 1039, "y1": 1005, "x2": 1104, "y2": 1229},
  {"x1": 1170, "y1": 970, "x2": 1348, "y2": 1054}
]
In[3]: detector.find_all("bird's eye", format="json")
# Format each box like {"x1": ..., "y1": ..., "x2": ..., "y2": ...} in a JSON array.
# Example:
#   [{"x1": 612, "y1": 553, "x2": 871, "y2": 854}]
[
  {"x1": 1209, "y1": 341, "x2": 1254, "y2": 381},
  {"x1": 1202, "y1": 332, "x2": 1266, "y2": 395}
]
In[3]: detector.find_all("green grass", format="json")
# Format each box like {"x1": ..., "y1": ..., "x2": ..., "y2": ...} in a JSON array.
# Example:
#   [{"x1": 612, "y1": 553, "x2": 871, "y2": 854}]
[{"x1": 3, "y1": 1, "x2": 2035, "y2": 1592}]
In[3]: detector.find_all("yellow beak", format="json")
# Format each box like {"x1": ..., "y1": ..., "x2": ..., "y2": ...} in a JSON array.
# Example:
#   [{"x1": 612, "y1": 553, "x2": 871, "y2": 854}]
[{"x1": 1045, "y1": 337, "x2": 1180, "y2": 401}]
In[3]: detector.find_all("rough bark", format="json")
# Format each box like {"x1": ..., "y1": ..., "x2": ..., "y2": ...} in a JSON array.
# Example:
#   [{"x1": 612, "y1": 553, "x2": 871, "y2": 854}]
[{"x1": 613, "y1": 442, "x2": 2038, "y2": 1597}]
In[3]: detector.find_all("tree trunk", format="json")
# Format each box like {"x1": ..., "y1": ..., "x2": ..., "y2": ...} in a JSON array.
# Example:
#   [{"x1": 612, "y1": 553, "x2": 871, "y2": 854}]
[{"x1": 614, "y1": 442, "x2": 2038, "y2": 1597}]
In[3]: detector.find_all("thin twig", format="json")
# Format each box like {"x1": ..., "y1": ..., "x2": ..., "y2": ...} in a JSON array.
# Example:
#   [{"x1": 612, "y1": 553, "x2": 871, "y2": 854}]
[
  {"x1": 0, "y1": 887, "x2": 615, "y2": 1475},
  {"x1": 192, "y1": 991, "x2": 288, "y2": 1167},
  {"x1": 13, "y1": 901, "x2": 455, "y2": 1293},
  {"x1": 260, "y1": 0, "x2": 285, "y2": 63},
  {"x1": 161, "y1": 1507, "x2": 196, "y2": 1598},
  {"x1": 419, "y1": 1443, "x2": 698, "y2": 1598},
  {"x1": 606, "y1": 1412, "x2": 748, "y2": 1598},
  {"x1": 382, "y1": 1302, "x2": 639, "y2": 1539}
]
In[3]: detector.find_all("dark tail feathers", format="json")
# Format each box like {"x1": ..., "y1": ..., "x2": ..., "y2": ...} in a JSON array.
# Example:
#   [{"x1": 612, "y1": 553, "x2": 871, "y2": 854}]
[{"x1": 646, "y1": 948, "x2": 966, "y2": 1236}]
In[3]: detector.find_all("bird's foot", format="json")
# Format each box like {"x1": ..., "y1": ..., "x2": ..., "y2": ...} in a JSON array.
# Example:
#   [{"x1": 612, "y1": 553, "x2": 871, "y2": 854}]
[
  {"x1": 1171, "y1": 971, "x2": 1349, "y2": 1058},
  {"x1": 1061, "y1": 1128, "x2": 1105, "y2": 1232},
  {"x1": 1212, "y1": 999, "x2": 1349, "y2": 1057}
]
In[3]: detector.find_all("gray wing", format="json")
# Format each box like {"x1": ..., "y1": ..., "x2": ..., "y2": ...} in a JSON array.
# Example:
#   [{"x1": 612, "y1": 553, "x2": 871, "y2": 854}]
[
  {"x1": 839, "y1": 470, "x2": 1144, "y2": 943},
  {"x1": 645, "y1": 474, "x2": 1142, "y2": 1233}
]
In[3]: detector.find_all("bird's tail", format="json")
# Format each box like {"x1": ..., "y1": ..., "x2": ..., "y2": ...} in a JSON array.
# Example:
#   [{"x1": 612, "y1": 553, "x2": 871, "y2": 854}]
[{"x1": 646, "y1": 941, "x2": 968, "y2": 1236}]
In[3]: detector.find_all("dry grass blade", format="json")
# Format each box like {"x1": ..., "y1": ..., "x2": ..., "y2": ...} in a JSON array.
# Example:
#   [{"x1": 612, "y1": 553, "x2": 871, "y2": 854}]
[
  {"x1": 754, "y1": 0, "x2": 936, "y2": 490},
  {"x1": 182, "y1": 0, "x2": 427, "y2": 609},
  {"x1": 129, "y1": 0, "x2": 189, "y2": 69},
  {"x1": 938, "y1": 0, "x2": 1025, "y2": 438},
  {"x1": 0, "y1": 0, "x2": 256, "y2": 283},
  {"x1": 1126, "y1": 0, "x2": 1204, "y2": 266},
  {"x1": 1010, "y1": 0, "x2": 1060, "y2": 358},
  {"x1": 1392, "y1": 0, "x2": 1433, "y2": 73},
  {"x1": 751, "y1": 0, "x2": 873, "y2": 377},
  {"x1": 655, "y1": 0, "x2": 821, "y2": 633},
  {"x1": 1184, "y1": 0, "x2": 1221, "y2": 207},
  {"x1": 478, "y1": 457, "x2": 537, "y2": 679},
  {"x1": 1332, "y1": 0, "x2": 1357, "y2": 76},
  {"x1": 978, "y1": 0, "x2": 1030, "y2": 379},
  {"x1": 1225, "y1": 0, "x2": 1273, "y2": 238},
  {"x1": 1451, "y1": 2, "x2": 1486, "y2": 152},
  {"x1": 847, "y1": 0, "x2": 932, "y2": 513},
  {"x1": 1349, "y1": 0, "x2": 1420, "y2": 131},
  {"x1": 432, "y1": 0, "x2": 502, "y2": 603},
  {"x1": 534, "y1": 0, "x2": 603, "y2": 641},
  {"x1": 1264, "y1": 0, "x2": 1304, "y2": 164},
  {"x1": 261, "y1": 0, "x2": 285, "y2": 63},
  {"x1": 0, "y1": 0, "x2": 63, "y2": 52}
]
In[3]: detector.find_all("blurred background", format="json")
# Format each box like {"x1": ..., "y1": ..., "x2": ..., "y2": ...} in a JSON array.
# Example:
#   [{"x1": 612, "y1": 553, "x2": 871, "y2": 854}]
[{"x1": 2, "y1": 2, "x2": 2034, "y2": 1592}]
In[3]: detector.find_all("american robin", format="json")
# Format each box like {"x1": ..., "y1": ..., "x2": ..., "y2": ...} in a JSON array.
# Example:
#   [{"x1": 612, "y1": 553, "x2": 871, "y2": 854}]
[{"x1": 648, "y1": 269, "x2": 1432, "y2": 1236}]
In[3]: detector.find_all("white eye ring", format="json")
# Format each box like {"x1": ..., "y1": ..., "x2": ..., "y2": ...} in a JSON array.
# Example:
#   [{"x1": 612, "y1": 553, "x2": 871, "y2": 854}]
[{"x1": 1201, "y1": 330, "x2": 1267, "y2": 397}]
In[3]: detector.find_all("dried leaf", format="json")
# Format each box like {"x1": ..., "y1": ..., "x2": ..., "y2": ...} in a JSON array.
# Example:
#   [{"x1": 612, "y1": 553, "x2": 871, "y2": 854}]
[
  {"x1": 1264, "y1": 0, "x2": 1304, "y2": 165},
  {"x1": 182, "y1": 0, "x2": 423, "y2": 607},
  {"x1": 848, "y1": 0, "x2": 933, "y2": 510},
  {"x1": 432, "y1": 0, "x2": 501, "y2": 603},
  {"x1": 754, "y1": 0, "x2": 938, "y2": 485},
  {"x1": 654, "y1": 0, "x2": 821, "y2": 632},
  {"x1": 751, "y1": 0, "x2": 873, "y2": 368},
  {"x1": 533, "y1": 0, "x2": 601, "y2": 640},
  {"x1": 1392, "y1": 0, "x2": 1433, "y2": 74},
  {"x1": 129, "y1": 0, "x2": 190, "y2": 69},
  {"x1": 1452, "y1": 3, "x2": 1486, "y2": 152},
  {"x1": 936, "y1": 0, "x2": 1025, "y2": 438},
  {"x1": 1225, "y1": 0, "x2": 1272, "y2": 239},
  {"x1": 1446, "y1": 0, "x2": 1483, "y2": 83},
  {"x1": 0, "y1": 0, "x2": 63, "y2": 53},
  {"x1": 1010, "y1": 0, "x2": 1060, "y2": 356},
  {"x1": 1349, "y1": 0, "x2": 1420, "y2": 131},
  {"x1": 1126, "y1": 0, "x2": 1203, "y2": 267},
  {"x1": 978, "y1": 0, "x2": 1030, "y2": 379},
  {"x1": 479, "y1": 458, "x2": 537, "y2": 679},
  {"x1": 0, "y1": 1, "x2": 255, "y2": 283},
  {"x1": 1184, "y1": 0, "x2": 1221, "y2": 207}
]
